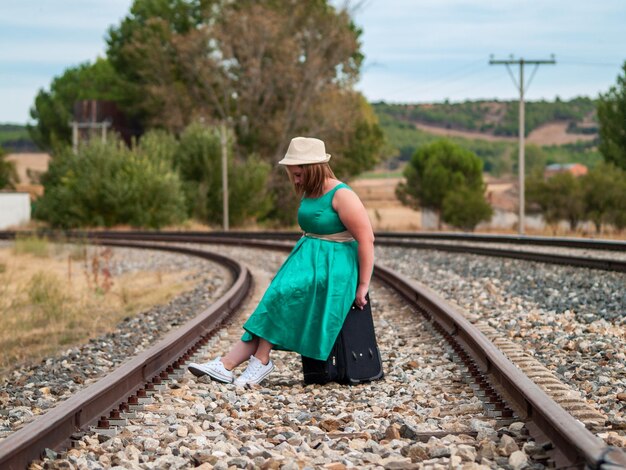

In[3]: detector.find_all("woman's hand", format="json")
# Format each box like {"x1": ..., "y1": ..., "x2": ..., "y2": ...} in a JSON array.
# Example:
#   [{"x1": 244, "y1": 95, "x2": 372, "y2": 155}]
[{"x1": 355, "y1": 283, "x2": 369, "y2": 310}]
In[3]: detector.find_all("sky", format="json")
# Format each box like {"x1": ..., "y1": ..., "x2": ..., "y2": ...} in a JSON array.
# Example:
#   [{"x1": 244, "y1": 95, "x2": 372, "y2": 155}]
[{"x1": 1, "y1": 0, "x2": 625, "y2": 124}]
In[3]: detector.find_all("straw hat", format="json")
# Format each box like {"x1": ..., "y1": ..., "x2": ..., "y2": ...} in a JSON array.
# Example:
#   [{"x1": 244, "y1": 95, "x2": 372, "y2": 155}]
[{"x1": 278, "y1": 137, "x2": 331, "y2": 165}]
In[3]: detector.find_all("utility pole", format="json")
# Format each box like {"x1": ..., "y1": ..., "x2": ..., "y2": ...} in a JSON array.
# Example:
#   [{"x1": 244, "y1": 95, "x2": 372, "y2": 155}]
[
  {"x1": 220, "y1": 122, "x2": 229, "y2": 231},
  {"x1": 489, "y1": 55, "x2": 556, "y2": 235},
  {"x1": 69, "y1": 120, "x2": 111, "y2": 154}
]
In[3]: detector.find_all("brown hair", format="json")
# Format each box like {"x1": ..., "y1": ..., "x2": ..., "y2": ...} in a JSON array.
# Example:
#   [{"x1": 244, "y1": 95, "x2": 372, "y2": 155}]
[{"x1": 287, "y1": 163, "x2": 337, "y2": 198}]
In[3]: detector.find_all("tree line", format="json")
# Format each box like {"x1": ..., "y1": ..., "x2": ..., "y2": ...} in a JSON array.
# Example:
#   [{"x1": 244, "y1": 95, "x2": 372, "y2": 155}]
[
  {"x1": 24, "y1": 0, "x2": 384, "y2": 228},
  {"x1": 394, "y1": 61, "x2": 626, "y2": 232},
  {"x1": 526, "y1": 164, "x2": 626, "y2": 233},
  {"x1": 374, "y1": 97, "x2": 597, "y2": 137},
  {"x1": 4, "y1": 0, "x2": 626, "y2": 234},
  {"x1": 34, "y1": 126, "x2": 270, "y2": 228}
]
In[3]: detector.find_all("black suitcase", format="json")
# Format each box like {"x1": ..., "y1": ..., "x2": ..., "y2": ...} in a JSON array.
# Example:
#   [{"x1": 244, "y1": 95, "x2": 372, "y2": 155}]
[{"x1": 302, "y1": 295, "x2": 384, "y2": 385}]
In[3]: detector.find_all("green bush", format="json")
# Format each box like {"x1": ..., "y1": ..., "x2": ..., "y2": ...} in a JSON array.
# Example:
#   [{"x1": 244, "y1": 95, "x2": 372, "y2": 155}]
[
  {"x1": 34, "y1": 138, "x2": 186, "y2": 228},
  {"x1": 582, "y1": 163, "x2": 626, "y2": 232},
  {"x1": 396, "y1": 140, "x2": 489, "y2": 228},
  {"x1": 175, "y1": 122, "x2": 271, "y2": 226},
  {"x1": 13, "y1": 236, "x2": 50, "y2": 257},
  {"x1": 442, "y1": 187, "x2": 493, "y2": 231},
  {"x1": 526, "y1": 172, "x2": 584, "y2": 231},
  {"x1": 598, "y1": 61, "x2": 626, "y2": 171}
]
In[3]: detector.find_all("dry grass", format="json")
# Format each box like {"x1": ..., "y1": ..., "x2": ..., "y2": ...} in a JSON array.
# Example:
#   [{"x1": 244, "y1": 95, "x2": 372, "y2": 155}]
[{"x1": 0, "y1": 241, "x2": 201, "y2": 376}]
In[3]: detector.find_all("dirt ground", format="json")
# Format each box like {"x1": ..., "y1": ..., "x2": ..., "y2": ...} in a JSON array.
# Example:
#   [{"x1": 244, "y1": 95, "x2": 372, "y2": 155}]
[
  {"x1": 5, "y1": 152, "x2": 49, "y2": 198},
  {"x1": 6, "y1": 152, "x2": 50, "y2": 184}
]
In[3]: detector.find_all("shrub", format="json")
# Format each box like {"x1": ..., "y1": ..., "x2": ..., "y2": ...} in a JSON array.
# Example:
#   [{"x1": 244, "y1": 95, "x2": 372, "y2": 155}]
[
  {"x1": 13, "y1": 235, "x2": 50, "y2": 257},
  {"x1": 442, "y1": 187, "x2": 493, "y2": 231},
  {"x1": 396, "y1": 140, "x2": 488, "y2": 228},
  {"x1": 175, "y1": 122, "x2": 271, "y2": 226},
  {"x1": 27, "y1": 271, "x2": 66, "y2": 321},
  {"x1": 34, "y1": 138, "x2": 186, "y2": 228}
]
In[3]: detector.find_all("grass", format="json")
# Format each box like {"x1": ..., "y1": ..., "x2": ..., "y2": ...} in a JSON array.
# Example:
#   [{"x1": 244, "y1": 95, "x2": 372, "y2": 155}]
[
  {"x1": 13, "y1": 235, "x2": 50, "y2": 257},
  {"x1": 0, "y1": 242, "x2": 203, "y2": 376}
]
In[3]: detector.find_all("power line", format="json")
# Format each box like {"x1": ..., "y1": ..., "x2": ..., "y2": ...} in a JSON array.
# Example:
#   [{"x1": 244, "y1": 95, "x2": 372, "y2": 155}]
[{"x1": 382, "y1": 58, "x2": 487, "y2": 99}]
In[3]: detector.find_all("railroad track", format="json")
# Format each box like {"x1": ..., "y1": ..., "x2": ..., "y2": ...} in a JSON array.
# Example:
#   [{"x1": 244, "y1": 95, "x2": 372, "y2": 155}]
[
  {"x1": 2, "y1": 230, "x2": 625, "y2": 272},
  {"x1": 82, "y1": 230, "x2": 626, "y2": 273},
  {"x1": 0, "y1": 232, "x2": 624, "y2": 469}
]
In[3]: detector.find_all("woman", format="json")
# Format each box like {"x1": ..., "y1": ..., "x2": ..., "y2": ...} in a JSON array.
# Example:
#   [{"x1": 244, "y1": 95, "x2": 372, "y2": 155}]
[{"x1": 188, "y1": 137, "x2": 374, "y2": 386}]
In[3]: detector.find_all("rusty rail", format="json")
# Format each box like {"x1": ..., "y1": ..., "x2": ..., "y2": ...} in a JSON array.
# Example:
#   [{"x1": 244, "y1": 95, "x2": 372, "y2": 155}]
[
  {"x1": 2, "y1": 230, "x2": 625, "y2": 271},
  {"x1": 0, "y1": 233, "x2": 624, "y2": 469},
  {"x1": 73, "y1": 230, "x2": 626, "y2": 272},
  {"x1": 373, "y1": 263, "x2": 626, "y2": 469}
]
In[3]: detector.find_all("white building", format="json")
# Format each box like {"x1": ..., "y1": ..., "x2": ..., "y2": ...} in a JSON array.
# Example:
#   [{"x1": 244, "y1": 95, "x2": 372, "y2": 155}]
[{"x1": 0, "y1": 193, "x2": 31, "y2": 229}]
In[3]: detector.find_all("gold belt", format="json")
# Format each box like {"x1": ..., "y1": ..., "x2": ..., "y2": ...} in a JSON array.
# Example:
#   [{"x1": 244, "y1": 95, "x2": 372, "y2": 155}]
[{"x1": 303, "y1": 230, "x2": 355, "y2": 242}]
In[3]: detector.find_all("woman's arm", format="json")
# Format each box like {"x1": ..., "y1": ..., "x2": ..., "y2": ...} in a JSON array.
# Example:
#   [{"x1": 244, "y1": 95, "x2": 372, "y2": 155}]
[{"x1": 333, "y1": 188, "x2": 375, "y2": 309}]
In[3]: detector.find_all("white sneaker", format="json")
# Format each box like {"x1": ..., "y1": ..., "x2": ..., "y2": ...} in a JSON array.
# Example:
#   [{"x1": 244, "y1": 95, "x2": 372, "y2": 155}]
[
  {"x1": 234, "y1": 355, "x2": 274, "y2": 387},
  {"x1": 188, "y1": 357, "x2": 234, "y2": 383}
]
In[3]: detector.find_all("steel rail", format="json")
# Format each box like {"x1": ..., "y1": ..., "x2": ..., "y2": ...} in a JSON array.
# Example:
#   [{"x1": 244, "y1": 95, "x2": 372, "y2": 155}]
[
  {"x1": 79, "y1": 232, "x2": 626, "y2": 468},
  {"x1": 86, "y1": 229, "x2": 626, "y2": 251},
  {"x1": 373, "y1": 239, "x2": 626, "y2": 273},
  {"x1": 0, "y1": 233, "x2": 624, "y2": 468},
  {"x1": 3, "y1": 230, "x2": 625, "y2": 271},
  {"x1": 4, "y1": 229, "x2": 626, "y2": 251},
  {"x1": 372, "y1": 264, "x2": 626, "y2": 469},
  {"x1": 375, "y1": 231, "x2": 626, "y2": 252},
  {"x1": 0, "y1": 240, "x2": 252, "y2": 470},
  {"x1": 73, "y1": 230, "x2": 626, "y2": 273}
]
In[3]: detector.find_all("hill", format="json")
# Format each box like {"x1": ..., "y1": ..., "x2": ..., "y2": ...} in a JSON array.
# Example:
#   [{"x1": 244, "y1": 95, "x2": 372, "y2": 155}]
[
  {"x1": 373, "y1": 98, "x2": 602, "y2": 176},
  {"x1": 0, "y1": 124, "x2": 37, "y2": 152},
  {"x1": 374, "y1": 97, "x2": 597, "y2": 138}
]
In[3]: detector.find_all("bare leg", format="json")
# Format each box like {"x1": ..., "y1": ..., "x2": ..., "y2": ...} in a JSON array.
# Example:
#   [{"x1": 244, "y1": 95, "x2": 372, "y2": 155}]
[
  {"x1": 253, "y1": 338, "x2": 273, "y2": 365},
  {"x1": 221, "y1": 338, "x2": 259, "y2": 370}
]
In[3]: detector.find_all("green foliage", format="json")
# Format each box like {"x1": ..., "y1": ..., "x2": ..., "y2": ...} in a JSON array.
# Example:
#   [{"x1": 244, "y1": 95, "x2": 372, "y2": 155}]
[
  {"x1": 13, "y1": 236, "x2": 50, "y2": 258},
  {"x1": 28, "y1": 58, "x2": 130, "y2": 151},
  {"x1": 28, "y1": 0, "x2": 383, "y2": 225},
  {"x1": 0, "y1": 147, "x2": 18, "y2": 189},
  {"x1": 137, "y1": 129, "x2": 179, "y2": 166},
  {"x1": 526, "y1": 172, "x2": 584, "y2": 231},
  {"x1": 597, "y1": 62, "x2": 626, "y2": 171},
  {"x1": 34, "y1": 138, "x2": 186, "y2": 228},
  {"x1": 331, "y1": 119, "x2": 385, "y2": 179},
  {"x1": 375, "y1": 107, "x2": 515, "y2": 175},
  {"x1": 175, "y1": 122, "x2": 272, "y2": 226},
  {"x1": 540, "y1": 141, "x2": 603, "y2": 169},
  {"x1": 513, "y1": 144, "x2": 548, "y2": 175},
  {"x1": 28, "y1": 272, "x2": 66, "y2": 321},
  {"x1": 0, "y1": 124, "x2": 37, "y2": 152},
  {"x1": 374, "y1": 102, "x2": 603, "y2": 176},
  {"x1": 442, "y1": 187, "x2": 493, "y2": 231},
  {"x1": 582, "y1": 163, "x2": 626, "y2": 232},
  {"x1": 396, "y1": 140, "x2": 488, "y2": 227},
  {"x1": 103, "y1": 0, "x2": 382, "y2": 183},
  {"x1": 374, "y1": 97, "x2": 596, "y2": 138}
]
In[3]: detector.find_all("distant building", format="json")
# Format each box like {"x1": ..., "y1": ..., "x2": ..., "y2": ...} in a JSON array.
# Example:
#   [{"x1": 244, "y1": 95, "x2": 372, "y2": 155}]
[
  {"x1": 543, "y1": 163, "x2": 588, "y2": 178},
  {"x1": 0, "y1": 192, "x2": 31, "y2": 229}
]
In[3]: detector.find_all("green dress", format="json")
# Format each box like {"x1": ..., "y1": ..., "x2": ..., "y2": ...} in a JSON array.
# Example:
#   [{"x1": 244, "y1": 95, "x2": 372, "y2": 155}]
[{"x1": 241, "y1": 183, "x2": 358, "y2": 360}]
